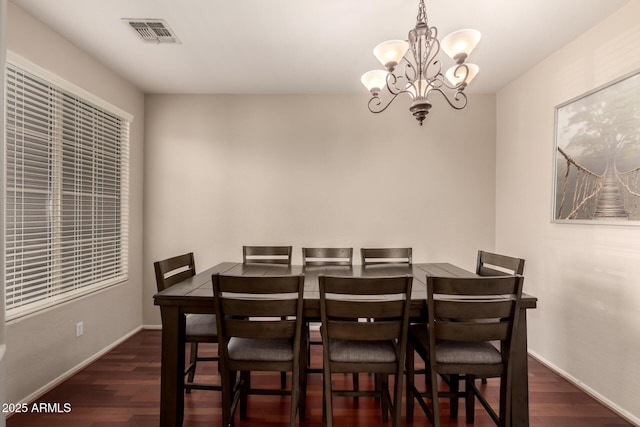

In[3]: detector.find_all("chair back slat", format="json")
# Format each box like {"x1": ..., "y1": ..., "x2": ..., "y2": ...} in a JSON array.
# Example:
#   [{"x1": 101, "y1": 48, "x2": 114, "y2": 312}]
[
  {"x1": 225, "y1": 318, "x2": 297, "y2": 339},
  {"x1": 154, "y1": 252, "x2": 195, "y2": 291},
  {"x1": 243, "y1": 245, "x2": 292, "y2": 265},
  {"x1": 476, "y1": 250, "x2": 525, "y2": 276},
  {"x1": 217, "y1": 274, "x2": 299, "y2": 294},
  {"x1": 429, "y1": 276, "x2": 522, "y2": 296},
  {"x1": 221, "y1": 298, "x2": 299, "y2": 317},
  {"x1": 361, "y1": 247, "x2": 412, "y2": 265},
  {"x1": 321, "y1": 275, "x2": 409, "y2": 295},
  {"x1": 325, "y1": 299, "x2": 406, "y2": 319},
  {"x1": 435, "y1": 299, "x2": 516, "y2": 319},
  {"x1": 328, "y1": 320, "x2": 402, "y2": 341},
  {"x1": 436, "y1": 321, "x2": 511, "y2": 342},
  {"x1": 302, "y1": 247, "x2": 353, "y2": 266}
]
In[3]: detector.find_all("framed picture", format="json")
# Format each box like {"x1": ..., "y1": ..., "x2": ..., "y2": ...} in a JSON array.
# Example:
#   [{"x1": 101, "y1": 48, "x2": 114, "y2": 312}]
[{"x1": 553, "y1": 70, "x2": 640, "y2": 224}]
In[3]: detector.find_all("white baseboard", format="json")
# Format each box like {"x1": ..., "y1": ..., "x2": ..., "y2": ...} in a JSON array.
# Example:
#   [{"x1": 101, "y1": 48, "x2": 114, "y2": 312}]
[
  {"x1": 141, "y1": 324, "x2": 162, "y2": 330},
  {"x1": 8, "y1": 326, "x2": 142, "y2": 417},
  {"x1": 528, "y1": 350, "x2": 640, "y2": 426}
]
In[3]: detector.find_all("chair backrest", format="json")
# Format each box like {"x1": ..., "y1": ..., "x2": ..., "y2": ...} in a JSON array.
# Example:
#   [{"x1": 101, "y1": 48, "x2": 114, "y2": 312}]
[
  {"x1": 302, "y1": 247, "x2": 353, "y2": 267},
  {"x1": 476, "y1": 250, "x2": 525, "y2": 276},
  {"x1": 243, "y1": 245, "x2": 292, "y2": 265},
  {"x1": 426, "y1": 275, "x2": 524, "y2": 368},
  {"x1": 211, "y1": 274, "x2": 305, "y2": 358},
  {"x1": 319, "y1": 275, "x2": 413, "y2": 353},
  {"x1": 361, "y1": 247, "x2": 412, "y2": 265},
  {"x1": 154, "y1": 252, "x2": 196, "y2": 292}
]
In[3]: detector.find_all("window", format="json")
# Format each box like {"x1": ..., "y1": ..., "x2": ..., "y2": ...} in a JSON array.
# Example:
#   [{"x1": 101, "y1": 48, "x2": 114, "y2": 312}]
[{"x1": 5, "y1": 57, "x2": 130, "y2": 320}]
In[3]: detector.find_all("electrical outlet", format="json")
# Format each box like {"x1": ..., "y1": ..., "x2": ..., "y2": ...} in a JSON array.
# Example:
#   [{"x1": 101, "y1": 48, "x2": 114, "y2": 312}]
[{"x1": 75, "y1": 321, "x2": 84, "y2": 337}]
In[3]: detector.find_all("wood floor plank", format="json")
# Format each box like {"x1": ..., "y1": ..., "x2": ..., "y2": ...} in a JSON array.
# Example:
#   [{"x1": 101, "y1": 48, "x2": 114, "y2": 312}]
[{"x1": 6, "y1": 330, "x2": 633, "y2": 427}]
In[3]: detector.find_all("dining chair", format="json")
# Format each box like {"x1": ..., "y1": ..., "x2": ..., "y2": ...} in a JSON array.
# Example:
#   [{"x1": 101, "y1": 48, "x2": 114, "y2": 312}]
[
  {"x1": 154, "y1": 252, "x2": 220, "y2": 393},
  {"x1": 405, "y1": 275, "x2": 524, "y2": 427},
  {"x1": 211, "y1": 273, "x2": 306, "y2": 427},
  {"x1": 242, "y1": 245, "x2": 292, "y2": 265},
  {"x1": 319, "y1": 274, "x2": 413, "y2": 427},
  {"x1": 302, "y1": 247, "x2": 353, "y2": 267},
  {"x1": 475, "y1": 250, "x2": 525, "y2": 385},
  {"x1": 301, "y1": 247, "x2": 355, "y2": 380},
  {"x1": 476, "y1": 250, "x2": 525, "y2": 276},
  {"x1": 360, "y1": 247, "x2": 412, "y2": 265},
  {"x1": 242, "y1": 245, "x2": 293, "y2": 387}
]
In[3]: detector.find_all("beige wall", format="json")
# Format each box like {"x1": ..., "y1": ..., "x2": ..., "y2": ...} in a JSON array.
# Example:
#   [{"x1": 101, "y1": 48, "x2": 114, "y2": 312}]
[
  {"x1": 3, "y1": 2, "x2": 144, "y2": 405},
  {"x1": 143, "y1": 93, "x2": 497, "y2": 324},
  {"x1": 496, "y1": 2, "x2": 640, "y2": 423}
]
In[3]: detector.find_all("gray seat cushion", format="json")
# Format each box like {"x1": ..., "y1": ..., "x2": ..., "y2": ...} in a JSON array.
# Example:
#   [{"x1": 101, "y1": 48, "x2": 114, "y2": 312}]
[
  {"x1": 435, "y1": 340, "x2": 501, "y2": 364},
  {"x1": 409, "y1": 324, "x2": 501, "y2": 365},
  {"x1": 228, "y1": 337, "x2": 293, "y2": 361},
  {"x1": 329, "y1": 339, "x2": 397, "y2": 363},
  {"x1": 185, "y1": 313, "x2": 217, "y2": 337}
]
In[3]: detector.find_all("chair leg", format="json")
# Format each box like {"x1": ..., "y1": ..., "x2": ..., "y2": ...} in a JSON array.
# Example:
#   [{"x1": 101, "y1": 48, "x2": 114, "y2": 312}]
[
  {"x1": 220, "y1": 369, "x2": 233, "y2": 427},
  {"x1": 323, "y1": 370, "x2": 333, "y2": 427},
  {"x1": 380, "y1": 374, "x2": 389, "y2": 422},
  {"x1": 500, "y1": 371, "x2": 510, "y2": 427},
  {"x1": 449, "y1": 374, "x2": 459, "y2": 418},
  {"x1": 186, "y1": 342, "x2": 198, "y2": 393},
  {"x1": 289, "y1": 366, "x2": 300, "y2": 427},
  {"x1": 281, "y1": 371, "x2": 287, "y2": 389},
  {"x1": 299, "y1": 340, "x2": 307, "y2": 422},
  {"x1": 306, "y1": 321, "x2": 311, "y2": 367},
  {"x1": 393, "y1": 369, "x2": 404, "y2": 427},
  {"x1": 406, "y1": 342, "x2": 415, "y2": 422},
  {"x1": 430, "y1": 368, "x2": 441, "y2": 427},
  {"x1": 465, "y1": 375, "x2": 476, "y2": 423},
  {"x1": 322, "y1": 383, "x2": 326, "y2": 421},
  {"x1": 353, "y1": 373, "x2": 359, "y2": 399},
  {"x1": 240, "y1": 371, "x2": 250, "y2": 420}
]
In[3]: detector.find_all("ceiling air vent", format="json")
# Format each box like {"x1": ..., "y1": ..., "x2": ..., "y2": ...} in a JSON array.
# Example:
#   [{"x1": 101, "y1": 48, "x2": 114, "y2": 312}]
[{"x1": 123, "y1": 19, "x2": 181, "y2": 44}]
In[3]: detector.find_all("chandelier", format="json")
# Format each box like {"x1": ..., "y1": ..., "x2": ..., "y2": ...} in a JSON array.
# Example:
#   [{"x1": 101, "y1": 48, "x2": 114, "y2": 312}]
[{"x1": 361, "y1": 0, "x2": 481, "y2": 125}]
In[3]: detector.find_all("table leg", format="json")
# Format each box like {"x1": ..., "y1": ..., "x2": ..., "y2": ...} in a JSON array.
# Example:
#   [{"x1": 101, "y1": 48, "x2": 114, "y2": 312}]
[
  {"x1": 511, "y1": 307, "x2": 530, "y2": 427},
  {"x1": 159, "y1": 307, "x2": 186, "y2": 427}
]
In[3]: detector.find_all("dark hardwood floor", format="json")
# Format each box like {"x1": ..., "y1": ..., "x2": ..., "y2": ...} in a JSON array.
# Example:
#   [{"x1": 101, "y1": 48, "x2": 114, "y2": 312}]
[{"x1": 7, "y1": 330, "x2": 633, "y2": 427}]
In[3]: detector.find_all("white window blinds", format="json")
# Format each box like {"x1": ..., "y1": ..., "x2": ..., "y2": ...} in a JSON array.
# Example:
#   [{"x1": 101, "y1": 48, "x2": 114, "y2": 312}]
[{"x1": 5, "y1": 60, "x2": 130, "y2": 320}]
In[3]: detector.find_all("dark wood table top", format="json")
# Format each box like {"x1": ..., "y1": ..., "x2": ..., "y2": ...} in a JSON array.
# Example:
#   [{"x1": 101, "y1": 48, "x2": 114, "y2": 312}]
[{"x1": 153, "y1": 262, "x2": 537, "y2": 310}]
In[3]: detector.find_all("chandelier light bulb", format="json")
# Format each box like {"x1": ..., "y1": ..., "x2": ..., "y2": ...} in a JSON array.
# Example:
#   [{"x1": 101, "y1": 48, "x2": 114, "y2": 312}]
[
  {"x1": 441, "y1": 29, "x2": 481, "y2": 63},
  {"x1": 373, "y1": 40, "x2": 409, "y2": 71},
  {"x1": 361, "y1": 70, "x2": 389, "y2": 95}
]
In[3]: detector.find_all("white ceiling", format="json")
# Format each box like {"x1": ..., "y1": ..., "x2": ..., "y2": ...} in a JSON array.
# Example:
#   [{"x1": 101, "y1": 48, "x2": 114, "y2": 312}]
[{"x1": 11, "y1": 0, "x2": 630, "y2": 94}]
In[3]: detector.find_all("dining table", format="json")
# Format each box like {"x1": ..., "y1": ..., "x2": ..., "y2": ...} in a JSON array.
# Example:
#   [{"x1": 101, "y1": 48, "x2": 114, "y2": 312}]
[{"x1": 153, "y1": 261, "x2": 537, "y2": 427}]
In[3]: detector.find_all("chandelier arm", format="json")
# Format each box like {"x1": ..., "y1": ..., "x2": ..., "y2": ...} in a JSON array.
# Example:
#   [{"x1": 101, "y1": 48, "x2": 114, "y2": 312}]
[
  {"x1": 367, "y1": 92, "x2": 404, "y2": 114},
  {"x1": 430, "y1": 88, "x2": 469, "y2": 110},
  {"x1": 386, "y1": 60, "x2": 416, "y2": 95}
]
